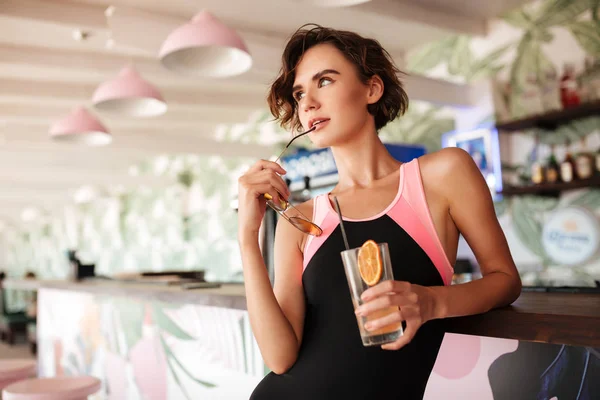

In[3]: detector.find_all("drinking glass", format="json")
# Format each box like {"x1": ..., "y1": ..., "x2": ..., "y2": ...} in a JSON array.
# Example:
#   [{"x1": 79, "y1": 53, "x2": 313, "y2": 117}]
[{"x1": 341, "y1": 242, "x2": 403, "y2": 346}]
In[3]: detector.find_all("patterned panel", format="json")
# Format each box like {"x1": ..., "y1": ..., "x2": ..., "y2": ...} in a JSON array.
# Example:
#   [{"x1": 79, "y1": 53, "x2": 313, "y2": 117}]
[{"x1": 37, "y1": 288, "x2": 264, "y2": 399}]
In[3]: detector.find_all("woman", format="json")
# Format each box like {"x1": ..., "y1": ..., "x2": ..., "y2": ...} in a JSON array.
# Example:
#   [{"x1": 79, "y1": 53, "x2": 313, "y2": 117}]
[{"x1": 237, "y1": 24, "x2": 521, "y2": 399}]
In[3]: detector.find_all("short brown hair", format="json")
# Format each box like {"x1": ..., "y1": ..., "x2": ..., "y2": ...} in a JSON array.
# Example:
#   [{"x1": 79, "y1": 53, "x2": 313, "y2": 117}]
[{"x1": 267, "y1": 24, "x2": 408, "y2": 133}]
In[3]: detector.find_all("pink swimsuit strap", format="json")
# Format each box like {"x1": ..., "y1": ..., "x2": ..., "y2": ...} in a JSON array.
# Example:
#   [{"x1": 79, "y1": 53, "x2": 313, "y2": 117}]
[{"x1": 303, "y1": 158, "x2": 453, "y2": 286}]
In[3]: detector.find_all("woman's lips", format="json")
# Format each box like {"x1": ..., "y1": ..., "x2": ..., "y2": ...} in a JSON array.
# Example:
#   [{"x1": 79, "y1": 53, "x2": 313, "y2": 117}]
[{"x1": 312, "y1": 119, "x2": 330, "y2": 131}]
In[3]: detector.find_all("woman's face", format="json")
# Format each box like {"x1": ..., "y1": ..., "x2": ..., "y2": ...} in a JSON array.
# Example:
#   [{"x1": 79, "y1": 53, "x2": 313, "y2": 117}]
[{"x1": 292, "y1": 43, "x2": 382, "y2": 148}]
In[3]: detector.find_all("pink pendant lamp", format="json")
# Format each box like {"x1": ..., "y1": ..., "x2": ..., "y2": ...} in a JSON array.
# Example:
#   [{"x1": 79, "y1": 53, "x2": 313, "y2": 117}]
[
  {"x1": 159, "y1": 10, "x2": 252, "y2": 78},
  {"x1": 92, "y1": 65, "x2": 167, "y2": 117},
  {"x1": 49, "y1": 107, "x2": 112, "y2": 146}
]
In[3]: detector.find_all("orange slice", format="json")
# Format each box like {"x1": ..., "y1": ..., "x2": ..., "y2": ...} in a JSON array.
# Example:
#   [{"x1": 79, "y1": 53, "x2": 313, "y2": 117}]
[{"x1": 357, "y1": 240, "x2": 382, "y2": 286}]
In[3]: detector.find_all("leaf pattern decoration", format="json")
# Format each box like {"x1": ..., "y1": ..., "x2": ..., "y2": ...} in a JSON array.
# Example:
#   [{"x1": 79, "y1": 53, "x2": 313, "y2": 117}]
[
  {"x1": 568, "y1": 189, "x2": 600, "y2": 210},
  {"x1": 535, "y1": 0, "x2": 590, "y2": 29},
  {"x1": 510, "y1": 33, "x2": 556, "y2": 92},
  {"x1": 112, "y1": 299, "x2": 144, "y2": 352},
  {"x1": 502, "y1": 8, "x2": 535, "y2": 29},
  {"x1": 509, "y1": 32, "x2": 535, "y2": 90},
  {"x1": 448, "y1": 35, "x2": 473, "y2": 76},
  {"x1": 593, "y1": 0, "x2": 600, "y2": 21},
  {"x1": 510, "y1": 196, "x2": 550, "y2": 262},
  {"x1": 466, "y1": 43, "x2": 513, "y2": 82},
  {"x1": 494, "y1": 198, "x2": 509, "y2": 217},
  {"x1": 380, "y1": 103, "x2": 454, "y2": 153},
  {"x1": 568, "y1": 20, "x2": 600, "y2": 56},
  {"x1": 406, "y1": 36, "x2": 458, "y2": 74},
  {"x1": 153, "y1": 305, "x2": 195, "y2": 341}
]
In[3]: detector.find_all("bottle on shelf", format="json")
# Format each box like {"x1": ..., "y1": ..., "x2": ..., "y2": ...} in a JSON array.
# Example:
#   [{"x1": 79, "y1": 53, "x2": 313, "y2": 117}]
[
  {"x1": 545, "y1": 144, "x2": 561, "y2": 183},
  {"x1": 560, "y1": 63, "x2": 581, "y2": 108},
  {"x1": 530, "y1": 135, "x2": 545, "y2": 185},
  {"x1": 575, "y1": 136, "x2": 594, "y2": 180},
  {"x1": 560, "y1": 139, "x2": 577, "y2": 183}
]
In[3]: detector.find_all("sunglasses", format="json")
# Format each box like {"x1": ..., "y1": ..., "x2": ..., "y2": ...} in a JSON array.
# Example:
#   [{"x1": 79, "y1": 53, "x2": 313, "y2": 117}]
[{"x1": 263, "y1": 125, "x2": 323, "y2": 236}]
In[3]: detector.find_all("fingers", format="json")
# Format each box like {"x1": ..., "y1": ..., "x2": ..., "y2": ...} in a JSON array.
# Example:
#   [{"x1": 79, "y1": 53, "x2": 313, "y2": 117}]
[
  {"x1": 381, "y1": 323, "x2": 417, "y2": 351},
  {"x1": 254, "y1": 183, "x2": 285, "y2": 206},
  {"x1": 247, "y1": 159, "x2": 287, "y2": 175},
  {"x1": 239, "y1": 168, "x2": 291, "y2": 203},
  {"x1": 355, "y1": 293, "x2": 412, "y2": 317},
  {"x1": 254, "y1": 169, "x2": 290, "y2": 201},
  {"x1": 364, "y1": 307, "x2": 403, "y2": 333},
  {"x1": 354, "y1": 295, "x2": 407, "y2": 317},
  {"x1": 263, "y1": 169, "x2": 291, "y2": 199},
  {"x1": 361, "y1": 280, "x2": 412, "y2": 302}
]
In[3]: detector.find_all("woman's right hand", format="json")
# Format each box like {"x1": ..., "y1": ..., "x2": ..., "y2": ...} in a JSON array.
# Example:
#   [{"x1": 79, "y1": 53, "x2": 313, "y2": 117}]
[{"x1": 237, "y1": 160, "x2": 290, "y2": 239}]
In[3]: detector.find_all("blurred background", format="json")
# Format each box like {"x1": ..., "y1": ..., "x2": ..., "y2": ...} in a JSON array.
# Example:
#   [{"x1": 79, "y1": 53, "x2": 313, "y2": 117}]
[{"x1": 0, "y1": 2, "x2": 598, "y2": 399}]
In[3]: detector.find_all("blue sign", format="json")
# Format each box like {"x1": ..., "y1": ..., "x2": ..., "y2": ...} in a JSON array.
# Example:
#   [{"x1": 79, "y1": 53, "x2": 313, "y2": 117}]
[{"x1": 281, "y1": 143, "x2": 426, "y2": 183}]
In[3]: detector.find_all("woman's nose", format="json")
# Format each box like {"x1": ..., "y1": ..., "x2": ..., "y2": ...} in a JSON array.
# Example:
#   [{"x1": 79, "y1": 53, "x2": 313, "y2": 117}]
[{"x1": 302, "y1": 91, "x2": 320, "y2": 112}]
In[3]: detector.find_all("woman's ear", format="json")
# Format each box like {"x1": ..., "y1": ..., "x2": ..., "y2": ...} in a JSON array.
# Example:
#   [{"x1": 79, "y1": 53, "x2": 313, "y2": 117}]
[{"x1": 366, "y1": 75, "x2": 384, "y2": 105}]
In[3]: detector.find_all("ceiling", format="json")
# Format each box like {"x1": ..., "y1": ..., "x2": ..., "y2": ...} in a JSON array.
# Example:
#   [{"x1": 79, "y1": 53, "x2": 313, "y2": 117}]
[{"x1": 0, "y1": 0, "x2": 531, "y2": 224}]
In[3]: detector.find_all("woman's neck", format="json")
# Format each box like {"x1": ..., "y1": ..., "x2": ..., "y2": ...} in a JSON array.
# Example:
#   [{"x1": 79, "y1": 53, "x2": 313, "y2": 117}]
[{"x1": 331, "y1": 132, "x2": 400, "y2": 191}]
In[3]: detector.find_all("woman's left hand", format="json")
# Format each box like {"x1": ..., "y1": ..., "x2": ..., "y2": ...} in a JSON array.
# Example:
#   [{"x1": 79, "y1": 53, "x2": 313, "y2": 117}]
[{"x1": 355, "y1": 280, "x2": 441, "y2": 350}]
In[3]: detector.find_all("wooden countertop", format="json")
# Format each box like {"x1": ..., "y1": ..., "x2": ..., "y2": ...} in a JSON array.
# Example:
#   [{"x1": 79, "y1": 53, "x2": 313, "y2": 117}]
[
  {"x1": 5, "y1": 280, "x2": 599, "y2": 347},
  {"x1": 3, "y1": 279, "x2": 247, "y2": 310},
  {"x1": 446, "y1": 291, "x2": 600, "y2": 347}
]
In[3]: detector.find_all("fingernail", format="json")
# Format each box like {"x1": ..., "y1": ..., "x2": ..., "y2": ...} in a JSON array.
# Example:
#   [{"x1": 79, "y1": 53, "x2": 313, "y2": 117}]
[
  {"x1": 364, "y1": 322, "x2": 372, "y2": 330},
  {"x1": 361, "y1": 295, "x2": 370, "y2": 301},
  {"x1": 354, "y1": 308, "x2": 362, "y2": 316}
]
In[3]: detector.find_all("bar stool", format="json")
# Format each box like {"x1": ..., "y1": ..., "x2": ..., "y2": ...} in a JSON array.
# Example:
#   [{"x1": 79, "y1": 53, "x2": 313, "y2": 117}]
[
  {"x1": 2, "y1": 376, "x2": 101, "y2": 400},
  {"x1": 0, "y1": 360, "x2": 36, "y2": 391}
]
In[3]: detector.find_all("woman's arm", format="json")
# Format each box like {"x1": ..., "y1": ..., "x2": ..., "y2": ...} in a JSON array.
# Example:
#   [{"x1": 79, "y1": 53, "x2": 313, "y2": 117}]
[
  {"x1": 240, "y1": 218, "x2": 306, "y2": 374},
  {"x1": 429, "y1": 147, "x2": 522, "y2": 319},
  {"x1": 237, "y1": 160, "x2": 307, "y2": 374},
  {"x1": 357, "y1": 147, "x2": 521, "y2": 350}
]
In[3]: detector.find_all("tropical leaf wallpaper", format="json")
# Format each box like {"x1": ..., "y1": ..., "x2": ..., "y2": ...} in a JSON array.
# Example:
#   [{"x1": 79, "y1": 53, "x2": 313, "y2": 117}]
[{"x1": 407, "y1": 0, "x2": 599, "y2": 85}]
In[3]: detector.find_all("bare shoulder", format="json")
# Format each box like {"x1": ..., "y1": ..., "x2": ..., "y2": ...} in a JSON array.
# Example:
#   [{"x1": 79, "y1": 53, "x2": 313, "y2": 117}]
[
  {"x1": 418, "y1": 147, "x2": 477, "y2": 178},
  {"x1": 294, "y1": 197, "x2": 316, "y2": 220},
  {"x1": 274, "y1": 196, "x2": 317, "y2": 252},
  {"x1": 418, "y1": 147, "x2": 485, "y2": 198}
]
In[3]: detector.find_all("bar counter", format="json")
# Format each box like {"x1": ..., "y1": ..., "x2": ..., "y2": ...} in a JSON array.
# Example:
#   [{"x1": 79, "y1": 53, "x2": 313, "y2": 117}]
[
  {"x1": 4, "y1": 278, "x2": 247, "y2": 310},
  {"x1": 3, "y1": 279, "x2": 599, "y2": 399},
  {"x1": 446, "y1": 291, "x2": 600, "y2": 347},
  {"x1": 5, "y1": 279, "x2": 599, "y2": 347}
]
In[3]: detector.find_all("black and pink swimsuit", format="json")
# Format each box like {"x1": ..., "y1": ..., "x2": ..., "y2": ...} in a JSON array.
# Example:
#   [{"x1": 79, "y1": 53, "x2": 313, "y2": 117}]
[{"x1": 251, "y1": 159, "x2": 454, "y2": 399}]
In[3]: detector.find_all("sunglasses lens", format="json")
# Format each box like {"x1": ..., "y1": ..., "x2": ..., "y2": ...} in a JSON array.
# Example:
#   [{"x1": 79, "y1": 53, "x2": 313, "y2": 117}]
[
  {"x1": 288, "y1": 216, "x2": 323, "y2": 236},
  {"x1": 266, "y1": 196, "x2": 322, "y2": 236}
]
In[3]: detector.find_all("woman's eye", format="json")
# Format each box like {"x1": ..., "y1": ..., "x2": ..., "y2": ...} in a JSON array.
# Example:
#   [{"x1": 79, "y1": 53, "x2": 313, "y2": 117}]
[
  {"x1": 319, "y1": 77, "x2": 333, "y2": 87},
  {"x1": 294, "y1": 78, "x2": 332, "y2": 101}
]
